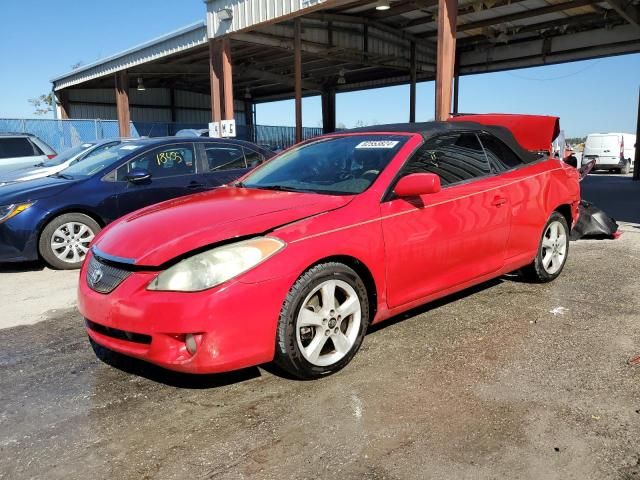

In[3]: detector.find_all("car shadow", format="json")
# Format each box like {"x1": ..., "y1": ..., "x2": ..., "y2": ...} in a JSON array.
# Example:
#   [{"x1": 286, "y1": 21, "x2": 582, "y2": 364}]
[
  {"x1": 92, "y1": 342, "x2": 261, "y2": 389},
  {"x1": 368, "y1": 277, "x2": 504, "y2": 335},
  {"x1": 93, "y1": 276, "x2": 517, "y2": 387},
  {"x1": 0, "y1": 260, "x2": 46, "y2": 273}
]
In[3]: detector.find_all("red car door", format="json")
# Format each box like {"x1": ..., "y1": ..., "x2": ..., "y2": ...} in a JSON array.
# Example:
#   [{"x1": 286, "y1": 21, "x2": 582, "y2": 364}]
[
  {"x1": 478, "y1": 132, "x2": 554, "y2": 262},
  {"x1": 380, "y1": 132, "x2": 511, "y2": 309}
]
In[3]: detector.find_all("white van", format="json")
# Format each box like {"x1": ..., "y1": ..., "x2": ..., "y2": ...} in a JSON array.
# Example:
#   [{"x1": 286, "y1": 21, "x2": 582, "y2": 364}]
[{"x1": 582, "y1": 133, "x2": 636, "y2": 174}]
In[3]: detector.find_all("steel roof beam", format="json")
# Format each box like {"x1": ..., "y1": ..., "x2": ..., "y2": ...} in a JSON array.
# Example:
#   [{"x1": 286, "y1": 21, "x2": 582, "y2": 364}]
[
  {"x1": 605, "y1": 0, "x2": 640, "y2": 28},
  {"x1": 236, "y1": 66, "x2": 323, "y2": 91},
  {"x1": 417, "y1": 0, "x2": 599, "y2": 37},
  {"x1": 307, "y1": 12, "x2": 437, "y2": 54},
  {"x1": 232, "y1": 31, "x2": 434, "y2": 74}
]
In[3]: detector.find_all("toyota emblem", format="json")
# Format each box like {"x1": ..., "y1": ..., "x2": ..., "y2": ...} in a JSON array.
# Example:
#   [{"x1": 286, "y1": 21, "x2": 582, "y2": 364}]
[{"x1": 90, "y1": 268, "x2": 104, "y2": 286}]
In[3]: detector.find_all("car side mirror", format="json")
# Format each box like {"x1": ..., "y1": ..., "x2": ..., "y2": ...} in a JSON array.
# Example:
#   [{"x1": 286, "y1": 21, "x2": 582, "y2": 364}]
[
  {"x1": 126, "y1": 168, "x2": 152, "y2": 184},
  {"x1": 394, "y1": 173, "x2": 441, "y2": 197}
]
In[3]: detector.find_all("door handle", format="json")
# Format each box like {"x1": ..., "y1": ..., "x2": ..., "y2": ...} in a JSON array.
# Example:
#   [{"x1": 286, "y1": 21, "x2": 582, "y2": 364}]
[
  {"x1": 492, "y1": 196, "x2": 507, "y2": 207},
  {"x1": 187, "y1": 182, "x2": 205, "y2": 189}
]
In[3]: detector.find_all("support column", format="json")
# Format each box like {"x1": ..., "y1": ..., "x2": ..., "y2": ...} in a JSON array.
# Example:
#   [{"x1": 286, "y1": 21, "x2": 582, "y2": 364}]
[
  {"x1": 244, "y1": 98, "x2": 254, "y2": 141},
  {"x1": 209, "y1": 39, "x2": 222, "y2": 123},
  {"x1": 57, "y1": 90, "x2": 70, "y2": 120},
  {"x1": 409, "y1": 41, "x2": 417, "y2": 123},
  {"x1": 435, "y1": 0, "x2": 458, "y2": 121},
  {"x1": 115, "y1": 71, "x2": 131, "y2": 137},
  {"x1": 294, "y1": 18, "x2": 303, "y2": 143},
  {"x1": 169, "y1": 87, "x2": 177, "y2": 123},
  {"x1": 322, "y1": 88, "x2": 336, "y2": 134},
  {"x1": 221, "y1": 38, "x2": 234, "y2": 121},
  {"x1": 633, "y1": 86, "x2": 640, "y2": 181},
  {"x1": 453, "y1": 59, "x2": 460, "y2": 115}
]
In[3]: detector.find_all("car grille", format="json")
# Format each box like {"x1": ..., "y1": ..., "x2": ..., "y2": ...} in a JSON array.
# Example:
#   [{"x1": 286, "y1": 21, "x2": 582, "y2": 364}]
[
  {"x1": 86, "y1": 255, "x2": 132, "y2": 294},
  {"x1": 85, "y1": 319, "x2": 152, "y2": 345}
]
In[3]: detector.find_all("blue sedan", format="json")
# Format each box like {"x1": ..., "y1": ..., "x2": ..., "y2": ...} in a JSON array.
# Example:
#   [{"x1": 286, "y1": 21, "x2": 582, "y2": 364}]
[{"x1": 0, "y1": 137, "x2": 273, "y2": 269}]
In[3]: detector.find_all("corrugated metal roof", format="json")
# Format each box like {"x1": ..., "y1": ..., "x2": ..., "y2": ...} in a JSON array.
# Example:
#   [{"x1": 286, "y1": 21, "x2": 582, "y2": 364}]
[
  {"x1": 51, "y1": 22, "x2": 207, "y2": 90},
  {"x1": 205, "y1": 0, "x2": 346, "y2": 38}
]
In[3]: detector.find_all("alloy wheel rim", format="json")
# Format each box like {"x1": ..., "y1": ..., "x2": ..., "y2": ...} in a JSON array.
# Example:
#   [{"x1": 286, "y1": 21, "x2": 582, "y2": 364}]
[
  {"x1": 541, "y1": 220, "x2": 567, "y2": 274},
  {"x1": 50, "y1": 222, "x2": 95, "y2": 264},
  {"x1": 296, "y1": 279, "x2": 362, "y2": 367}
]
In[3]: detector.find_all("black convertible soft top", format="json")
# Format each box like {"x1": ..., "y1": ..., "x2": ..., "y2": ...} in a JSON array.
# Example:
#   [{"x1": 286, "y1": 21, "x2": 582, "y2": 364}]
[{"x1": 346, "y1": 121, "x2": 539, "y2": 164}]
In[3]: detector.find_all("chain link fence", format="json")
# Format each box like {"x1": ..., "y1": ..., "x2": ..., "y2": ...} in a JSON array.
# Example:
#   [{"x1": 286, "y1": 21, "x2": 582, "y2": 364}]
[{"x1": 0, "y1": 118, "x2": 324, "y2": 153}]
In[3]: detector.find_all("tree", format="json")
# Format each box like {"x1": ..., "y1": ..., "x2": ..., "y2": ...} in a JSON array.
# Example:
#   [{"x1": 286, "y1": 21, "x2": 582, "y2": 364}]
[{"x1": 28, "y1": 93, "x2": 55, "y2": 116}]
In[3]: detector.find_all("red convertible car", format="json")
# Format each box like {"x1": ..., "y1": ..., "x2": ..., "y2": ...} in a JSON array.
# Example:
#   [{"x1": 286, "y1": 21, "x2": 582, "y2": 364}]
[{"x1": 78, "y1": 115, "x2": 580, "y2": 379}]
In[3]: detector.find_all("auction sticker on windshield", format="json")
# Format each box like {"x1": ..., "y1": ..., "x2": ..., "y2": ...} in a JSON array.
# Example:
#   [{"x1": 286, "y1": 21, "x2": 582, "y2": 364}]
[{"x1": 355, "y1": 141, "x2": 400, "y2": 149}]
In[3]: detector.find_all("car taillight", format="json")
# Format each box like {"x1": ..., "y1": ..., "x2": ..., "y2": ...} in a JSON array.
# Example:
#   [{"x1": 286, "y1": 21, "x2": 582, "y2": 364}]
[
  {"x1": 47, "y1": 154, "x2": 56, "y2": 159},
  {"x1": 620, "y1": 137, "x2": 624, "y2": 157}
]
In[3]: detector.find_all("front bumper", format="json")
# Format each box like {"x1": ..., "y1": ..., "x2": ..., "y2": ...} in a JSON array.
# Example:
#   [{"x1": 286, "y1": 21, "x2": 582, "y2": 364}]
[
  {"x1": 77, "y1": 253, "x2": 295, "y2": 374},
  {"x1": 0, "y1": 211, "x2": 41, "y2": 263},
  {"x1": 583, "y1": 156, "x2": 625, "y2": 169}
]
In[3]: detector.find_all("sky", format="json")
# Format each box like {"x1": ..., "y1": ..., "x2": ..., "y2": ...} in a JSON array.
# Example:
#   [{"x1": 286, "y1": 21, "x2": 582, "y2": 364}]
[{"x1": 1, "y1": 0, "x2": 639, "y2": 138}]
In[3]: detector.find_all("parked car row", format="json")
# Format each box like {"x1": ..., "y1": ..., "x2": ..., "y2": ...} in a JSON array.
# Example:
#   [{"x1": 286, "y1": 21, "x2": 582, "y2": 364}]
[
  {"x1": 0, "y1": 133, "x2": 57, "y2": 176},
  {"x1": 0, "y1": 137, "x2": 274, "y2": 269}
]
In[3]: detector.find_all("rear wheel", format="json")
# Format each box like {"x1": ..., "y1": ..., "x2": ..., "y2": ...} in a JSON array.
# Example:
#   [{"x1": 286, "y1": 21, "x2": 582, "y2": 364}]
[
  {"x1": 39, "y1": 213, "x2": 101, "y2": 270},
  {"x1": 521, "y1": 212, "x2": 569, "y2": 283},
  {"x1": 274, "y1": 262, "x2": 369, "y2": 379}
]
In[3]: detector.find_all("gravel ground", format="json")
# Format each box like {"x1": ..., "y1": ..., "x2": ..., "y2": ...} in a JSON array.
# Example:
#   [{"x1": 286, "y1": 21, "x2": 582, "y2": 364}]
[{"x1": 0, "y1": 174, "x2": 639, "y2": 480}]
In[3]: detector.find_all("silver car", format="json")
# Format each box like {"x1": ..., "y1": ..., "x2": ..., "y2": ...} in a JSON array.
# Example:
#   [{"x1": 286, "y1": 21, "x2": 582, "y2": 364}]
[
  {"x1": 0, "y1": 133, "x2": 57, "y2": 177},
  {"x1": 0, "y1": 139, "x2": 127, "y2": 186}
]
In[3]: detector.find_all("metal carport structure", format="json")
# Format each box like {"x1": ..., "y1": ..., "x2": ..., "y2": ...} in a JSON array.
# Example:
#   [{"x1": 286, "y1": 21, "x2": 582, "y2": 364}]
[{"x1": 51, "y1": 0, "x2": 640, "y2": 171}]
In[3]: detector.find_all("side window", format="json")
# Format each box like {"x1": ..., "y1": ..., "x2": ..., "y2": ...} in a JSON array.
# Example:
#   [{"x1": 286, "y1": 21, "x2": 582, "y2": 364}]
[
  {"x1": 479, "y1": 133, "x2": 524, "y2": 171},
  {"x1": 116, "y1": 143, "x2": 196, "y2": 181},
  {"x1": 243, "y1": 147, "x2": 264, "y2": 168},
  {"x1": 0, "y1": 138, "x2": 37, "y2": 159},
  {"x1": 205, "y1": 145, "x2": 247, "y2": 171},
  {"x1": 402, "y1": 132, "x2": 490, "y2": 187}
]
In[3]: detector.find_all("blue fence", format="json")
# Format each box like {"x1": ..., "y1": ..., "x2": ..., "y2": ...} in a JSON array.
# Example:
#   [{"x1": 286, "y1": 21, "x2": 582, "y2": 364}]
[{"x1": 0, "y1": 118, "x2": 324, "y2": 153}]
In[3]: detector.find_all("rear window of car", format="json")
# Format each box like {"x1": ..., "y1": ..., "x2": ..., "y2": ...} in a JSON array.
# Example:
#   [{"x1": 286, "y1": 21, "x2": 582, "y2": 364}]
[
  {"x1": 479, "y1": 133, "x2": 524, "y2": 171},
  {"x1": 205, "y1": 145, "x2": 247, "y2": 171},
  {"x1": 0, "y1": 137, "x2": 37, "y2": 159}
]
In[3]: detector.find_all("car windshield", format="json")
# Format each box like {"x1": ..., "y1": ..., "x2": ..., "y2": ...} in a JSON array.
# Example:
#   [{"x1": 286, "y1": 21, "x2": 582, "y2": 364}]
[
  {"x1": 241, "y1": 135, "x2": 408, "y2": 195},
  {"x1": 57, "y1": 143, "x2": 145, "y2": 178},
  {"x1": 41, "y1": 143, "x2": 95, "y2": 167}
]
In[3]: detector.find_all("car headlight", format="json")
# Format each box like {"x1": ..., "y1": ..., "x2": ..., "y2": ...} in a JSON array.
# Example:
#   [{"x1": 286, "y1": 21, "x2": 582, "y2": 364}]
[
  {"x1": 0, "y1": 203, "x2": 34, "y2": 223},
  {"x1": 147, "y1": 237, "x2": 285, "y2": 292}
]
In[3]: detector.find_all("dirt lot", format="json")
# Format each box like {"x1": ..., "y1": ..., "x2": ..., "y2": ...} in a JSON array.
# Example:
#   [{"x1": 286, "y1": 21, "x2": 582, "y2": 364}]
[{"x1": 1, "y1": 174, "x2": 639, "y2": 480}]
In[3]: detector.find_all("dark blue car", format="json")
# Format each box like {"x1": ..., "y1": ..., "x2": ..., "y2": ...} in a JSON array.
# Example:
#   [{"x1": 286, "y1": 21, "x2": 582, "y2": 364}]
[{"x1": 0, "y1": 137, "x2": 273, "y2": 269}]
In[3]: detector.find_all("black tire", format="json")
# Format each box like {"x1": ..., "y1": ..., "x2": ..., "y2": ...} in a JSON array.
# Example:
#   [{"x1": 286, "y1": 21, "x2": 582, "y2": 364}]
[
  {"x1": 39, "y1": 213, "x2": 101, "y2": 270},
  {"x1": 274, "y1": 262, "x2": 370, "y2": 379},
  {"x1": 521, "y1": 212, "x2": 570, "y2": 283}
]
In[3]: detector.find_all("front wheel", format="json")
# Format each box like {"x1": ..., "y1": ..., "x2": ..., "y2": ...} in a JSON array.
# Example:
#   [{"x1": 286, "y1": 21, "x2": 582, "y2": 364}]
[
  {"x1": 521, "y1": 212, "x2": 570, "y2": 282},
  {"x1": 39, "y1": 213, "x2": 101, "y2": 270},
  {"x1": 274, "y1": 262, "x2": 369, "y2": 379}
]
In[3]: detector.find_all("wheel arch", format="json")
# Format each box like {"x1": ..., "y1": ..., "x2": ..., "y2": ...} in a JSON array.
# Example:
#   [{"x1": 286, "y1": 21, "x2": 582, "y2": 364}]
[
  {"x1": 305, "y1": 254, "x2": 379, "y2": 321},
  {"x1": 553, "y1": 204, "x2": 573, "y2": 228}
]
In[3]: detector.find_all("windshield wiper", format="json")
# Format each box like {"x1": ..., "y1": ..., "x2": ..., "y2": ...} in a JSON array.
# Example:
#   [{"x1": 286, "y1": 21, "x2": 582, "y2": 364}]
[
  {"x1": 249, "y1": 185, "x2": 303, "y2": 193},
  {"x1": 50, "y1": 172, "x2": 74, "y2": 180}
]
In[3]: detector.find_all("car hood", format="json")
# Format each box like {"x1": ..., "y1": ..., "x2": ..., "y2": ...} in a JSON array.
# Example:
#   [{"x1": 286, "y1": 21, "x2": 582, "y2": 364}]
[
  {"x1": 0, "y1": 165, "x2": 59, "y2": 184},
  {"x1": 0, "y1": 175, "x2": 80, "y2": 203},
  {"x1": 94, "y1": 187, "x2": 353, "y2": 266}
]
